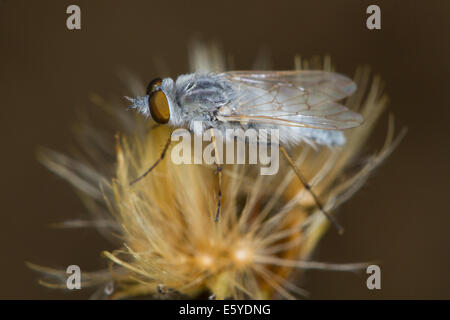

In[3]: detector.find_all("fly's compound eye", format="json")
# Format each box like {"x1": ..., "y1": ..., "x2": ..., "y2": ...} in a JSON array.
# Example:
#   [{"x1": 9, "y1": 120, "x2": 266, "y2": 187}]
[
  {"x1": 146, "y1": 78, "x2": 170, "y2": 124},
  {"x1": 149, "y1": 89, "x2": 170, "y2": 124}
]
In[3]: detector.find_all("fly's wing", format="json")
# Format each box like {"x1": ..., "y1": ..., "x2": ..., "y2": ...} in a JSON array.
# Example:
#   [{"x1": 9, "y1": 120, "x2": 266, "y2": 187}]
[{"x1": 219, "y1": 71, "x2": 363, "y2": 130}]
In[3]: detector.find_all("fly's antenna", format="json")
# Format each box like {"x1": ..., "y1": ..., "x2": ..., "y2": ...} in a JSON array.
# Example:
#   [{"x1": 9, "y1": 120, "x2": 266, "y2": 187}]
[
  {"x1": 130, "y1": 134, "x2": 172, "y2": 185},
  {"x1": 280, "y1": 146, "x2": 344, "y2": 235}
]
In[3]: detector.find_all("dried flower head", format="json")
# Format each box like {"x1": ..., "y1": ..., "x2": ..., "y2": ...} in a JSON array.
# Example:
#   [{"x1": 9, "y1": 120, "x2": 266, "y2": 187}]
[{"x1": 30, "y1": 42, "x2": 405, "y2": 299}]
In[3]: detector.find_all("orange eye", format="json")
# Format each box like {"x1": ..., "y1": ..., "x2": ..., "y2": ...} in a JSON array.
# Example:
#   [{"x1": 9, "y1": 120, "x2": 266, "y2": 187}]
[{"x1": 149, "y1": 90, "x2": 170, "y2": 124}]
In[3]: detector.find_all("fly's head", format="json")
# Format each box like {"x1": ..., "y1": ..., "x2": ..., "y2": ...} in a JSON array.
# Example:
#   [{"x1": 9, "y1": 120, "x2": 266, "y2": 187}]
[
  {"x1": 146, "y1": 77, "x2": 178, "y2": 125},
  {"x1": 127, "y1": 77, "x2": 183, "y2": 127}
]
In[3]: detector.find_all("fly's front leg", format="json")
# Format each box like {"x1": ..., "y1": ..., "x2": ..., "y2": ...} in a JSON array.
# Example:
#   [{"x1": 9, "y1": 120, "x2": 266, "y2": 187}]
[
  {"x1": 130, "y1": 134, "x2": 172, "y2": 185},
  {"x1": 210, "y1": 129, "x2": 223, "y2": 222}
]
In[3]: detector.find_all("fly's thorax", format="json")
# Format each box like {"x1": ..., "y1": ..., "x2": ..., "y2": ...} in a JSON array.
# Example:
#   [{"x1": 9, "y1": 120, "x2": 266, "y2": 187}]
[{"x1": 174, "y1": 73, "x2": 238, "y2": 124}]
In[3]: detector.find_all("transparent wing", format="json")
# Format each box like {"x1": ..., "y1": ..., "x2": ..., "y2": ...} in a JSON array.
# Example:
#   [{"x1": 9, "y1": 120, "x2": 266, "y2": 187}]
[{"x1": 219, "y1": 70, "x2": 363, "y2": 130}]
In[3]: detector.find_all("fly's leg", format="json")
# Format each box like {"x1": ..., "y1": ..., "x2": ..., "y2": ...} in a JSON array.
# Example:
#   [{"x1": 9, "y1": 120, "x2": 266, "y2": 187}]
[
  {"x1": 130, "y1": 134, "x2": 172, "y2": 185},
  {"x1": 215, "y1": 164, "x2": 223, "y2": 222},
  {"x1": 280, "y1": 146, "x2": 344, "y2": 235},
  {"x1": 210, "y1": 129, "x2": 223, "y2": 222}
]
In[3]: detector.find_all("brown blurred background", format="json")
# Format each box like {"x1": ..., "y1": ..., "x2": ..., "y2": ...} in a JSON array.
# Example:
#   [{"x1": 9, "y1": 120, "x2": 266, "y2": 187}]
[{"x1": 1, "y1": 0, "x2": 449, "y2": 299}]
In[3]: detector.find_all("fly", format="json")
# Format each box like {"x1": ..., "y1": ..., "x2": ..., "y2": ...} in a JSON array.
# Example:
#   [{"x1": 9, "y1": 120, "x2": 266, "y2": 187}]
[{"x1": 127, "y1": 70, "x2": 364, "y2": 234}]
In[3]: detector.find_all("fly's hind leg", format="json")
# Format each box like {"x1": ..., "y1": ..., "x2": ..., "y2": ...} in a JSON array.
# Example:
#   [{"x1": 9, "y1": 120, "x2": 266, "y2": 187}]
[
  {"x1": 280, "y1": 146, "x2": 344, "y2": 235},
  {"x1": 130, "y1": 134, "x2": 172, "y2": 185},
  {"x1": 210, "y1": 129, "x2": 223, "y2": 222}
]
